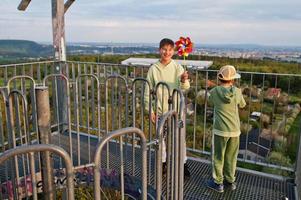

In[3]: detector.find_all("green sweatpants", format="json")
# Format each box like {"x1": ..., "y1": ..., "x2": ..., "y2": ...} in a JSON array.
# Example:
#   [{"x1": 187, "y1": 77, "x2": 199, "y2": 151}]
[{"x1": 212, "y1": 134, "x2": 239, "y2": 184}]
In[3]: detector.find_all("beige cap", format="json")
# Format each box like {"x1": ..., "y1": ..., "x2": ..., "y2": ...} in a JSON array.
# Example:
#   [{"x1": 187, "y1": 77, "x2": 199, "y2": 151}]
[{"x1": 217, "y1": 65, "x2": 241, "y2": 81}]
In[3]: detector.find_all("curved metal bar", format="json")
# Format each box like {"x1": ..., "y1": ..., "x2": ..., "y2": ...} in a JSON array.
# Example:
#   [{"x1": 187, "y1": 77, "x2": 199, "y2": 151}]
[
  {"x1": 7, "y1": 76, "x2": 36, "y2": 91},
  {"x1": 93, "y1": 127, "x2": 147, "y2": 200},
  {"x1": 154, "y1": 82, "x2": 171, "y2": 113},
  {"x1": 7, "y1": 75, "x2": 38, "y2": 152},
  {"x1": 154, "y1": 81, "x2": 171, "y2": 98},
  {"x1": 106, "y1": 74, "x2": 128, "y2": 85},
  {"x1": 43, "y1": 74, "x2": 68, "y2": 86},
  {"x1": 0, "y1": 144, "x2": 75, "y2": 200},
  {"x1": 153, "y1": 81, "x2": 171, "y2": 134},
  {"x1": 104, "y1": 75, "x2": 129, "y2": 169},
  {"x1": 7, "y1": 89, "x2": 30, "y2": 197},
  {"x1": 155, "y1": 110, "x2": 179, "y2": 200},
  {"x1": 171, "y1": 88, "x2": 185, "y2": 119},
  {"x1": 171, "y1": 88, "x2": 185, "y2": 199},
  {"x1": 76, "y1": 74, "x2": 102, "y2": 139},
  {"x1": 43, "y1": 74, "x2": 74, "y2": 164},
  {"x1": 131, "y1": 78, "x2": 152, "y2": 178},
  {"x1": 8, "y1": 90, "x2": 30, "y2": 144},
  {"x1": 74, "y1": 74, "x2": 101, "y2": 165}
]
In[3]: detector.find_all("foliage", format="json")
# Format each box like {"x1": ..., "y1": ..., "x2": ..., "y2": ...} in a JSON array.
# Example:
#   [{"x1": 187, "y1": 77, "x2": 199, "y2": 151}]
[
  {"x1": 262, "y1": 151, "x2": 292, "y2": 176},
  {"x1": 287, "y1": 113, "x2": 301, "y2": 162},
  {"x1": 267, "y1": 151, "x2": 291, "y2": 166}
]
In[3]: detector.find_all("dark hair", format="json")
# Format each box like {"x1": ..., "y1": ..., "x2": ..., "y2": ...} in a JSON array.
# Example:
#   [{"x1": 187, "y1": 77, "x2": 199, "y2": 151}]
[
  {"x1": 218, "y1": 78, "x2": 233, "y2": 84},
  {"x1": 159, "y1": 38, "x2": 174, "y2": 49}
]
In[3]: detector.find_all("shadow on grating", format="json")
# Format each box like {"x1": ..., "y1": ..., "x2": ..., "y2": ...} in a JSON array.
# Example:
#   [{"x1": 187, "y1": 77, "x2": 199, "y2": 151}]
[{"x1": 1, "y1": 132, "x2": 294, "y2": 200}]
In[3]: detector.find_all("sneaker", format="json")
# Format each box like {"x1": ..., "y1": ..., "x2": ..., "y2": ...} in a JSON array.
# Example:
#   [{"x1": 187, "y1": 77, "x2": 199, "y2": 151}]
[
  {"x1": 184, "y1": 163, "x2": 191, "y2": 178},
  {"x1": 224, "y1": 180, "x2": 237, "y2": 191},
  {"x1": 207, "y1": 180, "x2": 224, "y2": 193}
]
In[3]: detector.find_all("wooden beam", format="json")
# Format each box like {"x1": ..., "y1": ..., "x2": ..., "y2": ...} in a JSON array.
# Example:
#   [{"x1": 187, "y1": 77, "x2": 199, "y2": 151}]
[
  {"x1": 64, "y1": 0, "x2": 75, "y2": 13},
  {"x1": 17, "y1": 0, "x2": 31, "y2": 11},
  {"x1": 52, "y1": 0, "x2": 66, "y2": 61},
  {"x1": 51, "y1": 0, "x2": 68, "y2": 138}
]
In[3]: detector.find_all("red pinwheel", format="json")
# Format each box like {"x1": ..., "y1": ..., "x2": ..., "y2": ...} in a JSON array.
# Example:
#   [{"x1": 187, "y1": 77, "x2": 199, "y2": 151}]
[{"x1": 175, "y1": 37, "x2": 194, "y2": 58}]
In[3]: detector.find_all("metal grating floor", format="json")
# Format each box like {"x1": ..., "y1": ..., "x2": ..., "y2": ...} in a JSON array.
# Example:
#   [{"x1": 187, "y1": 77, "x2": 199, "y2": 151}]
[
  {"x1": 0, "y1": 132, "x2": 296, "y2": 200},
  {"x1": 183, "y1": 159, "x2": 294, "y2": 200},
  {"x1": 57, "y1": 131, "x2": 295, "y2": 200}
]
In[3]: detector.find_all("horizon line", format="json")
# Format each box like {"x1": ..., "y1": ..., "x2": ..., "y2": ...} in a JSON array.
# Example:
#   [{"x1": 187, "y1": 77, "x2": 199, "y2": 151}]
[{"x1": 1, "y1": 39, "x2": 301, "y2": 48}]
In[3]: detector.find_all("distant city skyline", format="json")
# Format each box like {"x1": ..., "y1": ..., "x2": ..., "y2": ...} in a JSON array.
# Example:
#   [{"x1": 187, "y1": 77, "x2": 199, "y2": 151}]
[{"x1": 1, "y1": 0, "x2": 301, "y2": 46}]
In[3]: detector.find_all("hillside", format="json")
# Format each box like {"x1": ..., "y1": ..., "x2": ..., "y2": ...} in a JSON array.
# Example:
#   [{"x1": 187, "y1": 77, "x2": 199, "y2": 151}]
[{"x1": 0, "y1": 40, "x2": 53, "y2": 58}]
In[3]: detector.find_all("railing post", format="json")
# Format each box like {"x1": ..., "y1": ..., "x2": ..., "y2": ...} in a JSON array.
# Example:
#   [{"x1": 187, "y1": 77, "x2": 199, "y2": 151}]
[
  {"x1": 36, "y1": 86, "x2": 55, "y2": 200},
  {"x1": 295, "y1": 128, "x2": 301, "y2": 199}
]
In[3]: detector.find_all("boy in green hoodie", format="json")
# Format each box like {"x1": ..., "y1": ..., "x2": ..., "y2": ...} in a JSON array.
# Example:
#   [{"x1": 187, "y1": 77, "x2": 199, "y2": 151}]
[
  {"x1": 144, "y1": 38, "x2": 191, "y2": 177},
  {"x1": 207, "y1": 65, "x2": 246, "y2": 193}
]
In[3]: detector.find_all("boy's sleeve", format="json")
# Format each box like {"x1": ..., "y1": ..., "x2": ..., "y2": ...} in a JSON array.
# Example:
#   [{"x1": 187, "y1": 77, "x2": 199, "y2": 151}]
[
  {"x1": 177, "y1": 64, "x2": 190, "y2": 90},
  {"x1": 238, "y1": 89, "x2": 246, "y2": 108},
  {"x1": 144, "y1": 67, "x2": 154, "y2": 114}
]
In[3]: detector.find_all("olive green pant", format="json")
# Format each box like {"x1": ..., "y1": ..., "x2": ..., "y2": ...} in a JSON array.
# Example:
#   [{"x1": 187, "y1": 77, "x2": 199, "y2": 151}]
[{"x1": 212, "y1": 134, "x2": 239, "y2": 184}]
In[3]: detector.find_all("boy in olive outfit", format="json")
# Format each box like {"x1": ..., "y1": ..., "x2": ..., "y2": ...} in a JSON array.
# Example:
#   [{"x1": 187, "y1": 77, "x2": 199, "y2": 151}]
[{"x1": 207, "y1": 65, "x2": 246, "y2": 193}]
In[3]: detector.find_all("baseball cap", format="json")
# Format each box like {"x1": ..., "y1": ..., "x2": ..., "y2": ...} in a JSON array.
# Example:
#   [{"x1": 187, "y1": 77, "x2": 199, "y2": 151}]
[{"x1": 217, "y1": 65, "x2": 241, "y2": 81}]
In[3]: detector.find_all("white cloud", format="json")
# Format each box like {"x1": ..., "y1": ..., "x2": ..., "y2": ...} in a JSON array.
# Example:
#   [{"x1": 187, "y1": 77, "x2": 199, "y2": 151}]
[{"x1": 0, "y1": 0, "x2": 301, "y2": 45}]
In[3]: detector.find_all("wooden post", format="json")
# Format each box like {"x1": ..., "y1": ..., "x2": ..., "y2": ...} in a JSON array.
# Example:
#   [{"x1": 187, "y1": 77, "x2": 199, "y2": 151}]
[
  {"x1": 36, "y1": 87, "x2": 55, "y2": 200},
  {"x1": 52, "y1": 0, "x2": 68, "y2": 130},
  {"x1": 52, "y1": 0, "x2": 66, "y2": 62}
]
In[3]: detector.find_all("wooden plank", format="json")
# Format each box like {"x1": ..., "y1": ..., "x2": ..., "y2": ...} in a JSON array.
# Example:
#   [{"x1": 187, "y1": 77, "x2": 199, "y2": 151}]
[
  {"x1": 51, "y1": 1, "x2": 68, "y2": 152},
  {"x1": 17, "y1": 0, "x2": 31, "y2": 11},
  {"x1": 52, "y1": 0, "x2": 66, "y2": 61},
  {"x1": 64, "y1": 0, "x2": 75, "y2": 13}
]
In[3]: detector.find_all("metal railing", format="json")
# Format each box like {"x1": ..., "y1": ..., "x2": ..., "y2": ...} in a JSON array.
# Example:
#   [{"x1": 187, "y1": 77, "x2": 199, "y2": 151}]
[
  {"x1": 0, "y1": 60, "x2": 187, "y2": 199},
  {"x1": 1, "y1": 60, "x2": 301, "y2": 171},
  {"x1": 190, "y1": 69, "x2": 301, "y2": 173},
  {"x1": 0, "y1": 60, "x2": 301, "y2": 198},
  {"x1": 155, "y1": 111, "x2": 183, "y2": 200},
  {"x1": 1, "y1": 60, "x2": 301, "y2": 172},
  {"x1": 93, "y1": 127, "x2": 147, "y2": 200},
  {"x1": 0, "y1": 144, "x2": 74, "y2": 200}
]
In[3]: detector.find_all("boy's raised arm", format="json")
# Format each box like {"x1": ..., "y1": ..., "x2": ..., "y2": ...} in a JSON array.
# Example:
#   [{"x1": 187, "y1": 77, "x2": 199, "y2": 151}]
[{"x1": 178, "y1": 64, "x2": 190, "y2": 91}]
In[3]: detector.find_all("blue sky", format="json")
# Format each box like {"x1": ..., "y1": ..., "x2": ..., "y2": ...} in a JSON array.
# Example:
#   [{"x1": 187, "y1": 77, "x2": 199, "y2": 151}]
[{"x1": 0, "y1": 0, "x2": 301, "y2": 46}]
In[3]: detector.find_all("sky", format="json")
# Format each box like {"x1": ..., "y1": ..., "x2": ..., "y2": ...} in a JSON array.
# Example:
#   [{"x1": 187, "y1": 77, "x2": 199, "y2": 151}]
[{"x1": 0, "y1": 0, "x2": 301, "y2": 46}]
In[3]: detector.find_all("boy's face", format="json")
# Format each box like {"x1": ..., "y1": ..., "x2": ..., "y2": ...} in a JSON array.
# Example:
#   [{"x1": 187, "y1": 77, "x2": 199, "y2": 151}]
[{"x1": 159, "y1": 44, "x2": 174, "y2": 63}]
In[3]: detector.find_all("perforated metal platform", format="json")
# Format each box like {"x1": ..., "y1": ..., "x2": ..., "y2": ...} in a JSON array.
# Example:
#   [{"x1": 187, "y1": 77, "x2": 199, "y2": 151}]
[
  {"x1": 0, "y1": 132, "x2": 295, "y2": 200},
  {"x1": 183, "y1": 159, "x2": 294, "y2": 200},
  {"x1": 54, "y1": 132, "x2": 295, "y2": 200}
]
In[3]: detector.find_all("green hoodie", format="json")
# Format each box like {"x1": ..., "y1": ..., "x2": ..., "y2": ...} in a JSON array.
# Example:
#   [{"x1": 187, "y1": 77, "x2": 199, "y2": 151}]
[
  {"x1": 209, "y1": 85, "x2": 246, "y2": 137},
  {"x1": 144, "y1": 60, "x2": 190, "y2": 115}
]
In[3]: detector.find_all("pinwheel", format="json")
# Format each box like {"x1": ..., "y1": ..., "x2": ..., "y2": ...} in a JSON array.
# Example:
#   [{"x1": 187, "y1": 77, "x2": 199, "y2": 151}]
[
  {"x1": 175, "y1": 36, "x2": 194, "y2": 70},
  {"x1": 175, "y1": 37, "x2": 194, "y2": 58}
]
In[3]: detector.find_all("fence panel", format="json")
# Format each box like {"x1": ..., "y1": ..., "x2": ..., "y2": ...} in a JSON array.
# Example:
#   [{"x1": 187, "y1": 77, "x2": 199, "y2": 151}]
[{"x1": 0, "y1": 144, "x2": 74, "y2": 200}]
